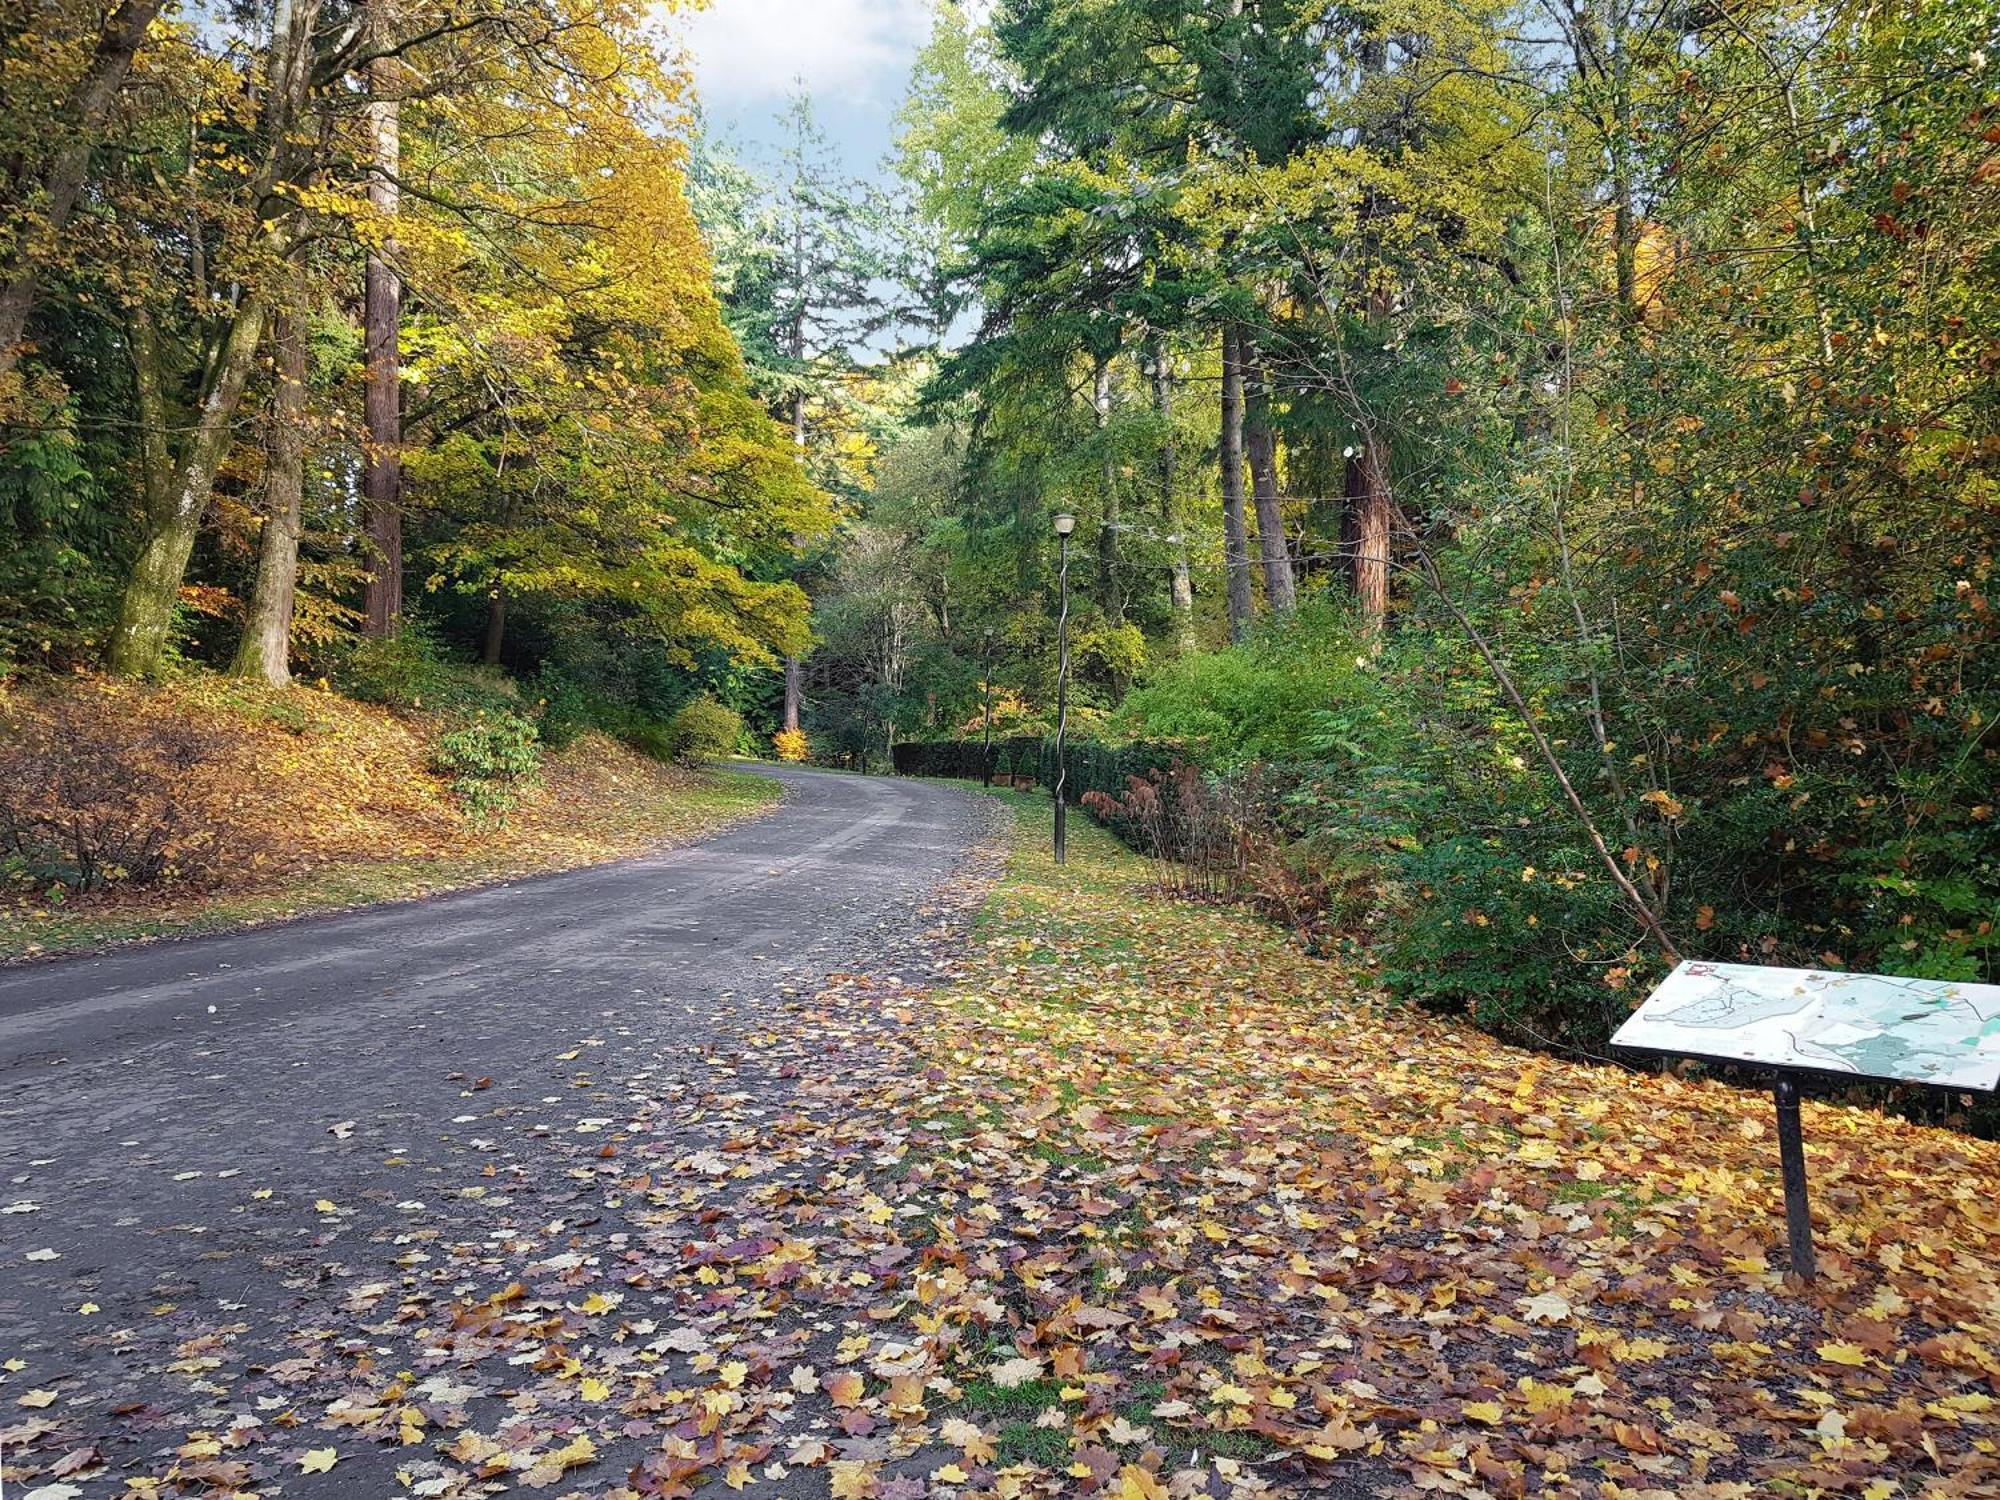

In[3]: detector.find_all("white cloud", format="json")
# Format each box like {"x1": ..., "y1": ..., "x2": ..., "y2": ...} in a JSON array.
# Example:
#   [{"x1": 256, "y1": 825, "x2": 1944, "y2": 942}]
[{"x1": 671, "y1": 0, "x2": 933, "y2": 108}]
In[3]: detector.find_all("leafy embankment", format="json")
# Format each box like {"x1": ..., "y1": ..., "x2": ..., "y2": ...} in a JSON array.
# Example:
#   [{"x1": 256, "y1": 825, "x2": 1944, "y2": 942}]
[
  {"x1": 0, "y1": 676, "x2": 782, "y2": 959},
  {"x1": 835, "y1": 796, "x2": 1998, "y2": 1497}
]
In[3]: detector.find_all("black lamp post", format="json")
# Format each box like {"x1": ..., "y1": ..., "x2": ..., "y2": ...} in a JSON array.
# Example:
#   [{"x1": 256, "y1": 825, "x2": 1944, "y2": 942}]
[
  {"x1": 980, "y1": 626, "x2": 997, "y2": 787},
  {"x1": 1052, "y1": 512, "x2": 1076, "y2": 864}
]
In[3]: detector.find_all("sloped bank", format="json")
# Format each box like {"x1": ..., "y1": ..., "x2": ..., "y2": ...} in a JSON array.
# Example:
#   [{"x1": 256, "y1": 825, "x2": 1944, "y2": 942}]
[{"x1": 0, "y1": 674, "x2": 782, "y2": 959}]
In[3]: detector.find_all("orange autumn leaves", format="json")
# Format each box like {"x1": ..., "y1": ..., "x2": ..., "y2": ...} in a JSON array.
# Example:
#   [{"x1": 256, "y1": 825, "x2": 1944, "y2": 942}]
[{"x1": 842, "y1": 803, "x2": 2000, "y2": 1496}]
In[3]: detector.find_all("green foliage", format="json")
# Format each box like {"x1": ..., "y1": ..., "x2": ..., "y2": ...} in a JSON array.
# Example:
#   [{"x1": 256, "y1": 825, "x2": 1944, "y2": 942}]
[
  {"x1": 335, "y1": 624, "x2": 451, "y2": 710},
  {"x1": 0, "y1": 383, "x2": 120, "y2": 669},
  {"x1": 1112, "y1": 603, "x2": 1390, "y2": 768},
  {"x1": 531, "y1": 670, "x2": 595, "y2": 751},
  {"x1": 665, "y1": 697, "x2": 744, "y2": 765},
  {"x1": 335, "y1": 620, "x2": 525, "y2": 727},
  {"x1": 430, "y1": 712, "x2": 541, "y2": 822},
  {"x1": 1379, "y1": 827, "x2": 1635, "y2": 1049}
]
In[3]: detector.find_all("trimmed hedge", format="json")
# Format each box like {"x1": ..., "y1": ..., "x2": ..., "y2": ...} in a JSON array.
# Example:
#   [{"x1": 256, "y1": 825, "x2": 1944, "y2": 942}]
[
  {"x1": 892, "y1": 736, "x2": 1040, "y2": 784},
  {"x1": 893, "y1": 736, "x2": 1184, "y2": 809}
]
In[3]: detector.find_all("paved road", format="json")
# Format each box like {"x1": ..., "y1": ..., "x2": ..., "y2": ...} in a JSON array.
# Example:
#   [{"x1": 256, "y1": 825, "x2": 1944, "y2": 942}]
[{"x1": 0, "y1": 766, "x2": 1000, "y2": 1497}]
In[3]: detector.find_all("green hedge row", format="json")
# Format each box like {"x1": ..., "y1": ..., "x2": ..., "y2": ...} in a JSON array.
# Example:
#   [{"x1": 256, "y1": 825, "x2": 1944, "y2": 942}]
[
  {"x1": 891, "y1": 736, "x2": 1043, "y2": 783},
  {"x1": 892, "y1": 737, "x2": 1185, "y2": 809}
]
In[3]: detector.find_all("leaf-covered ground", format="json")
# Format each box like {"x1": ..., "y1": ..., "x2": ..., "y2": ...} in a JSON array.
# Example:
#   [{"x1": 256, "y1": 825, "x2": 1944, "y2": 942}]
[
  {"x1": 0, "y1": 677, "x2": 783, "y2": 961},
  {"x1": 4, "y1": 789, "x2": 1996, "y2": 1499}
]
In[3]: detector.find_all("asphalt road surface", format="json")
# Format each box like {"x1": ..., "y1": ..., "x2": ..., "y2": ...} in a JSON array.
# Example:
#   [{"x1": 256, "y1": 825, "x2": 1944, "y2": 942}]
[{"x1": 0, "y1": 766, "x2": 1003, "y2": 1497}]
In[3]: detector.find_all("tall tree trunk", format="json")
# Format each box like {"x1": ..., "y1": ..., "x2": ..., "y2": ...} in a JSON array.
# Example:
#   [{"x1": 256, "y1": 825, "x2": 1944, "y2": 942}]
[
  {"x1": 1219, "y1": 323, "x2": 1254, "y2": 643},
  {"x1": 782, "y1": 302, "x2": 807, "y2": 736},
  {"x1": 0, "y1": 0, "x2": 164, "y2": 385},
  {"x1": 232, "y1": 274, "x2": 308, "y2": 686},
  {"x1": 1243, "y1": 339, "x2": 1295, "y2": 613},
  {"x1": 790, "y1": 204, "x2": 808, "y2": 447},
  {"x1": 110, "y1": 298, "x2": 272, "y2": 675},
  {"x1": 1093, "y1": 354, "x2": 1124, "y2": 626},
  {"x1": 1346, "y1": 432, "x2": 1392, "y2": 630},
  {"x1": 481, "y1": 583, "x2": 507, "y2": 665},
  {"x1": 360, "y1": 1, "x2": 403, "y2": 637},
  {"x1": 1337, "y1": 445, "x2": 1362, "y2": 589},
  {"x1": 782, "y1": 657, "x2": 803, "y2": 733},
  {"x1": 1151, "y1": 340, "x2": 1195, "y2": 652}
]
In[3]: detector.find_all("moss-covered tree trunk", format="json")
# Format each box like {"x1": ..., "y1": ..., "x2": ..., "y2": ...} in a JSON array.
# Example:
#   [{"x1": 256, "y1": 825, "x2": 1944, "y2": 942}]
[
  {"x1": 108, "y1": 0, "x2": 316, "y2": 677},
  {"x1": 110, "y1": 297, "x2": 270, "y2": 676},
  {"x1": 232, "y1": 277, "x2": 308, "y2": 686}
]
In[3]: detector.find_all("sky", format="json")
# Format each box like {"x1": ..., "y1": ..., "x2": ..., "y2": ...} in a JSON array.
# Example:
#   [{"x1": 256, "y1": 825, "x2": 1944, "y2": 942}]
[{"x1": 669, "y1": 0, "x2": 938, "y2": 183}]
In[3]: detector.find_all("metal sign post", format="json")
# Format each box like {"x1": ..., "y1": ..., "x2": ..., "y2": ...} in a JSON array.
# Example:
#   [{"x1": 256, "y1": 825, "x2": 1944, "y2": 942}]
[
  {"x1": 1771, "y1": 1075, "x2": 1815, "y2": 1280},
  {"x1": 1612, "y1": 960, "x2": 2000, "y2": 1284}
]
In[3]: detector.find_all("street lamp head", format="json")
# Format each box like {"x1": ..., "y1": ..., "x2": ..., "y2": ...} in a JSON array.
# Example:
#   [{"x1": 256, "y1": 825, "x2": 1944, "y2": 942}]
[{"x1": 1052, "y1": 512, "x2": 1078, "y2": 538}]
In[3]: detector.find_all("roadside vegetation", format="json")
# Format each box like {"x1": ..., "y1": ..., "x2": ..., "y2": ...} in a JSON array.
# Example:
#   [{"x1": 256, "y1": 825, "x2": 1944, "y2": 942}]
[
  {"x1": 841, "y1": 794, "x2": 2000, "y2": 1496},
  {"x1": 0, "y1": 668, "x2": 780, "y2": 960}
]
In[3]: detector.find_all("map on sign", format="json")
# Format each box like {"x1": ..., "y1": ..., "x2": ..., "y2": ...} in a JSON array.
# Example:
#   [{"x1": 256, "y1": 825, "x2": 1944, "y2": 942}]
[{"x1": 1612, "y1": 961, "x2": 2000, "y2": 1092}]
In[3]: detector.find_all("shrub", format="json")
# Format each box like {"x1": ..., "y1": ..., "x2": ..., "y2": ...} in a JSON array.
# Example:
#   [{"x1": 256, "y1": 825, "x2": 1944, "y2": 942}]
[
  {"x1": 1379, "y1": 826, "x2": 1642, "y2": 1050},
  {"x1": 0, "y1": 685, "x2": 252, "y2": 890},
  {"x1": 621, "y1": 720, "x2": 679, "y2": 764},
  {"x1": 336, "y1": 623, "x2": 448, "y2": 709},
  {"x1": 666, "y1": 697, "x2": 742, "y2": 765},
  {"x1": 533, "y1": 671, "x2": 594, "y2": 751},
  {"x1": 1111, "y1": 602, "x2": 1387, "y2": 768},
  {"x1": 772, "y1": 727, "x2": 810, "y2": 763},
  {"x1": 430, "y1": 712, "x2": 541, "y2": 821}
]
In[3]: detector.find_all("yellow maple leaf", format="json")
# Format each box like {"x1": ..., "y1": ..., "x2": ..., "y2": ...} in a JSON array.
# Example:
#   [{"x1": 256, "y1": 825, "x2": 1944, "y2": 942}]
[
  {"x1": 1462, "y1": 1400, "x2": 1504, "y2": 1425},
  {"x1": 300, "y1": 1448, "x2": 337, "y2": 1473},
  {"x1": 828, "y1": 1460, "x2": 879, "y2": 1499},
  {"x1": 1817, "y1": 1342, "x2": 1868, "y2": 1367},
  {"x1": 1118, "y1": 1464, "x2": 1169, "y2": 1500},
  {"x1": 580, "y1": 1376, "x2": 611, "y2": 1401}
]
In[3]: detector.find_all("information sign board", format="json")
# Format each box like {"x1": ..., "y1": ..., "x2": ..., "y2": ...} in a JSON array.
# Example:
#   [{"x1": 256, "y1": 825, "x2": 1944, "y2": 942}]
[
  {"x1": 1611, "y1": 960, "x2": 2000, "y2": 1093},
  {"x1": 1612, "y1": 960, "x2": 2000, "y2": 1281}
]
